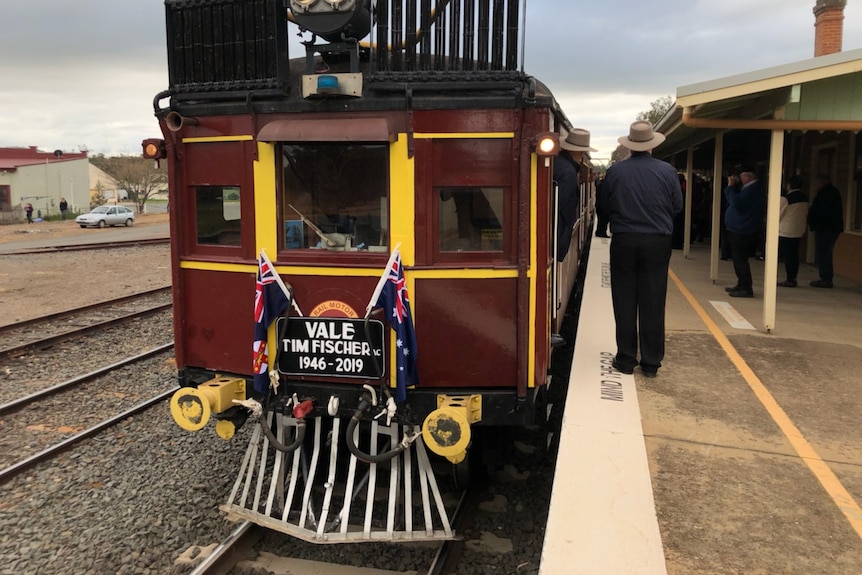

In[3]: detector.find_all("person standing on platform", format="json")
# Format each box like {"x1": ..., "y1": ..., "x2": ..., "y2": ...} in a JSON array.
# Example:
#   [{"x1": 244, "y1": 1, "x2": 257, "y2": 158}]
[
  {"x1": 600, "y1": 121, "x2": 682, "y2": 378},
  {"x1": 553, "y1": 128, "x2": 596, "y2": 261},
  {"x1": 777, "y1": 175, "x2": 808, "y2": 287},
  {"x1": 807, "y1": 174, "x2": 843, "y2": 288},
  {"x1": 723, "y1": 165, "x2": 765, "y2": 298}
]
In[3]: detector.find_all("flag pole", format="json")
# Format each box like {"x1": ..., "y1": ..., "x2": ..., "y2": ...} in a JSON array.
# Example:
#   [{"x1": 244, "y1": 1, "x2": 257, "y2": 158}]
[
  {"x1": 260, "y1": 248, "x2": 303, "y2": 315},
  {"x1": 365, "y1": 242, "x2": 401, "y2": 318}
]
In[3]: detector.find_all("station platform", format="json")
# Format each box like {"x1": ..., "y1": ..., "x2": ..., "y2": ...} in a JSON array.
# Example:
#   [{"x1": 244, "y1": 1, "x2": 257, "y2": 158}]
[{"x1": 539, "y1": 237, "x2": 862, "y2": 574}]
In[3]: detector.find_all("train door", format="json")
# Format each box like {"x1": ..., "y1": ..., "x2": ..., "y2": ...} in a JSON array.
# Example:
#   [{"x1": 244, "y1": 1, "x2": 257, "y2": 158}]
[
  {"x1": 174, "y1": 139, "x2": 257, "y2": 375},
  {"x1": 412, "y1": 131, "x2": 522, "y2": 390}
]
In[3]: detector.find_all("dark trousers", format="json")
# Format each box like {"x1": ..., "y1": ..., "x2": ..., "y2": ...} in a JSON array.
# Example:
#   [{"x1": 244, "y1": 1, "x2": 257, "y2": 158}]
[
  {"x1": 596, "y1": 215, "x2": 610, "y2": 237},
  {"x1": 727, "y1": 230, "x2": 756, "y2": 292},
  {"x1": 814, "y1": 230, "x2": 841, "y2": 282},
  {"x1": 778, "y1": 235, "x2": 801, "y2": 282},
  {"x1": 609, "y1": 233, "x2": 673, "y2": 372}
]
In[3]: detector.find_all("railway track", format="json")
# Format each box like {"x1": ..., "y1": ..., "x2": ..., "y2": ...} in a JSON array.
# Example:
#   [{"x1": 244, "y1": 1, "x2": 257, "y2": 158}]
[
  {"x1": 0, "y1": 344, "x2": 177, "y2": 483},
  {"x1": 0, "y1": 286, "x2": 172, "y2": 360},
  {"x1": 0, "y1": 287, "x2": 177, "y2": 482},
  {"x1": 0, "y1": 386, "x2": 176, "y2": 484},
  {"x1": 0, "y1": 237, "x2": 169, "y2": 256},
  {"x1": 188, "y1": 488, "x2": 482, "y2": 575}
]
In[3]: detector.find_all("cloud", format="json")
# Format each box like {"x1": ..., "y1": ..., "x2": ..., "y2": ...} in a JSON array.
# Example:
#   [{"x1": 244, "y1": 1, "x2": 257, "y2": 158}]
[{"x1": 1, "y1": 0, "x2": 860, "y2": 161}]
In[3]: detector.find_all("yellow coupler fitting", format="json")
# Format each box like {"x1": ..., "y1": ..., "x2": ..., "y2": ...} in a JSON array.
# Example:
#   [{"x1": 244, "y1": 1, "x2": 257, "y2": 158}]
[
  {"x1": 421, "y1": 394, "x2": 482, "y2": 464},
  {"x1": 169, "y1": 376, "x2": 247, "y2": 439}
]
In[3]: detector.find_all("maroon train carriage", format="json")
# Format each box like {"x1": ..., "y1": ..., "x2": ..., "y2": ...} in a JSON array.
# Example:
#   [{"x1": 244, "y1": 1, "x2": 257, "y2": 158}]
[{"x1": 145, "y1": 0, "x2": 594, "y2": 543}]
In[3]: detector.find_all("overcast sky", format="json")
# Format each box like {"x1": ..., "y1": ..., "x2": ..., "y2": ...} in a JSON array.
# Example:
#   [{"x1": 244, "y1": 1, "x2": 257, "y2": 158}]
[{"x1": 1, "y1": 1, "x2": 860, "y2": 162}]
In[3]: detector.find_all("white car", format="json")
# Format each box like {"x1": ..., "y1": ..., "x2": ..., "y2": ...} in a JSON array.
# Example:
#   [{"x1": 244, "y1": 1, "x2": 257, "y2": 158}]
[{"x1": 76, "y1": 205, "x2": 135, "y2": 228}]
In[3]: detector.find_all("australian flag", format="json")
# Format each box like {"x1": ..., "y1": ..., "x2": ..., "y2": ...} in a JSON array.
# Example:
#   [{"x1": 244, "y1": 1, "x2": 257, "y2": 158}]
[
  {"x1": 253, "y1": 250, "x2": 290, "y2": 394},
  {"x1": 374, "y1": 250, "x2": 418, "y2": 402}
]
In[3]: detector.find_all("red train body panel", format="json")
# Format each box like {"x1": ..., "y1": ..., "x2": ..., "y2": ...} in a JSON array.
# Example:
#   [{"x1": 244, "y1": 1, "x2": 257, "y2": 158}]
[{"x1": 152, "y1": 0, "x2": 594, "y2": 543}]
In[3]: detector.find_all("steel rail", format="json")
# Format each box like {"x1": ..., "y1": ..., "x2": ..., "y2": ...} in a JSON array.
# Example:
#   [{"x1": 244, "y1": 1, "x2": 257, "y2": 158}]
[
  {"x1": 188, "y1": 522, "x2": 264, "y2": 575},
  {"x1": 0, "y1": 286, "x2": 171, "y2": 334},
  {"x1": 0, "y1": 342, "x2": 175, "y2": 416},
  {"x1": 0, "y1": 387, "x2": 178, "y2": 484},
  {"x1": 0, "y1": 303, "x2": 172, "y2": 361},
  {"x1": 1, "y1": 237, "x2": 169, "y2": 256},
  {"x1": 427, "y1": 487, "x2": 480, "y2": 575}
]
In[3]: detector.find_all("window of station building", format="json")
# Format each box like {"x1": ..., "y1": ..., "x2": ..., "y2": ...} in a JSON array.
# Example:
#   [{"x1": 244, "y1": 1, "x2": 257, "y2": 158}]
[
  {"x1": 0, "y1": 185, "x2": 10, "y2": 212},
  {"x1": 195, "y1": 185, "x2": 242, "y2": 246},
  {"x1": 438, "y1": 187, "x2": 504, "y2": 252},
  {"x1": 281, "y1": 142, "x2": 388, "y2": 253}
]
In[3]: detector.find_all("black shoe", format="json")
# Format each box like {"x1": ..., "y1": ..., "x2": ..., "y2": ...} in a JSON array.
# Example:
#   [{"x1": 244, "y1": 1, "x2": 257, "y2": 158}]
[
  {"x1": 724, "y1": 285, "x2": 740, "y2": 293},
  {"x1": 641, "y1": 369, "x2": 657, "y2": 378},
  {"x1": 728, "y1": 289, "x2": 754, "y2": 298},
  {"x1": 777, "y1": 280, "x2": 797, "y2": 287},
  {"x1": 611, "y1": 358, "x2": 634, "y2": 375},
  {"x1": 809, "y1": 279, "x2": 833, "y2": 288}
]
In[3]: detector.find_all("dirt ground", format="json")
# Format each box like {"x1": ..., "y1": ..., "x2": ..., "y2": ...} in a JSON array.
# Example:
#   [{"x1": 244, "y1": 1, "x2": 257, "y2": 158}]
[
  {"x1": 0, "y1": 212, "x2": 169, "y2": 243},
  {"x1": 0, "y1": 214, "x2": 171, "y2": 325}
]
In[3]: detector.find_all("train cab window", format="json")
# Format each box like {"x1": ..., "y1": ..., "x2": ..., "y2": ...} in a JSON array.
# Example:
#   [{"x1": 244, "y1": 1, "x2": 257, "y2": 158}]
[
  {"x1": 281, "y1": 142, "x2": 388, "y2": 252},
  {"x1": 438, "y1": 187, "x2": 504, "y2": 252},
  {"x1": 195, "y1": 185, "x2": 242, "y2": 246}
]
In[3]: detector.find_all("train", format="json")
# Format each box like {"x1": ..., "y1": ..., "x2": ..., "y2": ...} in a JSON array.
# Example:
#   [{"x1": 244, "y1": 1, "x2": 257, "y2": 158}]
[{"x1": 145, "y1": 0, "x2": 595, "y2": 544}]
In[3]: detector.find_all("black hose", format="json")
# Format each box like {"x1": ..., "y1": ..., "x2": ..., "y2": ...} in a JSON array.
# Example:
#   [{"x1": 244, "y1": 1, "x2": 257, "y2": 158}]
[
  {"x1": 259, "y1": 413, "x2": 307, "y2": 454},
  {"x1": 345, "y1": 397, "x2": 408, "y2": 464}
]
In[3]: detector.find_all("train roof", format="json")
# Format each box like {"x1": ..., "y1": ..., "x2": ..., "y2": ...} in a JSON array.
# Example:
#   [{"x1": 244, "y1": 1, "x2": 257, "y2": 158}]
[
  {"x1": 157, "y1": 0, "x2": 569, "y2": 127},
  {"x1": 160, "y1": 54, "x2": 562, "y2": 120}
]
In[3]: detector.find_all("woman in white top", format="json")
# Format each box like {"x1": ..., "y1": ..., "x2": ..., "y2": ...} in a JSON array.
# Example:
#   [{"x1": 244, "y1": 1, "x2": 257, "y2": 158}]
[{"x1": 777, "y1": 174, "x2": 809, "y2": 287}]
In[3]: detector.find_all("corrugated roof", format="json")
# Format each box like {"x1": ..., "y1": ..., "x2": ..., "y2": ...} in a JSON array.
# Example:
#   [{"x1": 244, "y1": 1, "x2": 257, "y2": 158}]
[
  {"x1": 677, "y1": 47, "x2": 862, "y2": 104},
  {"x1": 655, "y1": 47, "x2": 862, "y2": 157}
]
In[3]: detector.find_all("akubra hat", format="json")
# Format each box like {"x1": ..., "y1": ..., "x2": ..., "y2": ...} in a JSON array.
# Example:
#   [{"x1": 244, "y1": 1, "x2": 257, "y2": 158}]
[
  {"x1": 618, "y1": 120, "x2": 666, "y2": 152},
  {"x1": 560, "y1": 128, "x2": 597, "y2": 152}
]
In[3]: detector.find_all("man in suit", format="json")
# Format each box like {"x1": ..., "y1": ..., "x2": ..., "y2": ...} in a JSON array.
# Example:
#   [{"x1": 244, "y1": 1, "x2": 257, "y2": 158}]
[{"x1": 599, "y1": 121, "x2": 682, "y2": 378}]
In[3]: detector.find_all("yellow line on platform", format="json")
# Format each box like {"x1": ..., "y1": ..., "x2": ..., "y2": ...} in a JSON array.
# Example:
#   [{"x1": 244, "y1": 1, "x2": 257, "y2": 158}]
[{"x1": 669, "y1": 267, "x2": 862, "y2": 540}]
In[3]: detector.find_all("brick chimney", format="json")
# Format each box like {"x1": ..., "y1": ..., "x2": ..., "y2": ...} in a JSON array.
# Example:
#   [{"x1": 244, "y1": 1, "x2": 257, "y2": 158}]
[{"x1": 813, "y1": 0, "x2": 846, "y2": 56}]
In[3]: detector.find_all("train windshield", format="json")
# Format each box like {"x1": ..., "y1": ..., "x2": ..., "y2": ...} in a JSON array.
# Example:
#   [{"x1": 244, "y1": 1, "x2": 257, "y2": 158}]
[{"x1": 281, "y1": 143, "x2": 389, "y2": 252}]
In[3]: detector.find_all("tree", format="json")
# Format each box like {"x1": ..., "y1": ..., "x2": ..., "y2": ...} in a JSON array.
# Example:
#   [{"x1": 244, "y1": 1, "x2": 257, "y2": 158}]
[
  {"x1": 636, "y1": 95, "x2": 674, "y2": 126},
  {"x1": 89, "y1": 181, "x2": 107, "y2": 210},
  {"x1": 90, "y1": 154, "x2": 167, "y2": 214}
]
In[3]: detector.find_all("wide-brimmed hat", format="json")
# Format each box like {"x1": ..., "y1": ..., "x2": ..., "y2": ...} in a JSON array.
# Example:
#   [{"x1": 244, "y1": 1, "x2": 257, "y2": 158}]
[
  {"x1": 560, "y1": 128, "x2": 597, "y2": 152},
  {"x1": 617, "y1": 120, "x2": 665, "y2": 151}
]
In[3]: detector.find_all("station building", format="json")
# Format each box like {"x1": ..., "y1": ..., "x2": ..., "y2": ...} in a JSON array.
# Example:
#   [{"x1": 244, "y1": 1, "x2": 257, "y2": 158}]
[
  {"x1": 655, "y1": 0, "x2": 862, "y2": 331},
  {"x1": 0, "y1": 146, "x2": 89, "y2": 223}
]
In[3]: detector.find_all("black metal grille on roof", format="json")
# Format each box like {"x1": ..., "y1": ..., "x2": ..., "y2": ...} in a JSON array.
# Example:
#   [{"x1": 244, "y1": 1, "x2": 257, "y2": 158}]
[
  {"x1": 373, "y1": 0, "x2": 523, "y2": 74},
  {"x1": 163, "y1": 0, "x2": 525, "y2": 94},
  {"x1": 165, "y1": 0, "x2": 290, "y2": 93}
]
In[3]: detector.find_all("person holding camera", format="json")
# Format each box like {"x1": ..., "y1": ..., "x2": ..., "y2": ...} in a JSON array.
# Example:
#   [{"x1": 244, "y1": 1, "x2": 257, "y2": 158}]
[{"x1": 723, "y1": 165, "x2": 765, "y2": 298}]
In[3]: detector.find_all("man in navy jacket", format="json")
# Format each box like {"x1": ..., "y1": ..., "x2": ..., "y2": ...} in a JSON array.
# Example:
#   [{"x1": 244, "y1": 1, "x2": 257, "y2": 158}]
[
  {"x1": 724, "y1": 165, "x2": 765, "y2": 297},
  {"x1": 599, "y1": 121, "x2": 682, "y2": 378}
]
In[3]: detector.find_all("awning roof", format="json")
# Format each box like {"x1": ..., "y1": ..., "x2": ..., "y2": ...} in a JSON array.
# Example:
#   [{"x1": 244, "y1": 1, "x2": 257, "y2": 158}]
[{"x1": 655, "y1": 47, "x2": 862, "y2": 158}]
